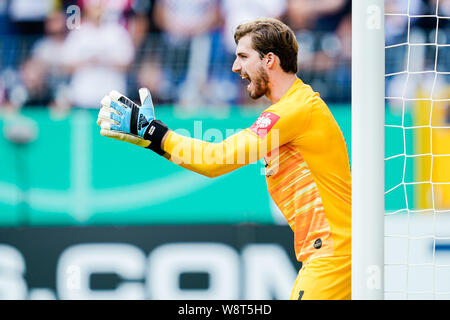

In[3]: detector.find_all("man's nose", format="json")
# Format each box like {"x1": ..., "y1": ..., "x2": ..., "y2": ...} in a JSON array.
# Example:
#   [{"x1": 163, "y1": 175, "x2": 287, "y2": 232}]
[{"x1": 232, "y1": 59, "x2": 241, "y2": 73}]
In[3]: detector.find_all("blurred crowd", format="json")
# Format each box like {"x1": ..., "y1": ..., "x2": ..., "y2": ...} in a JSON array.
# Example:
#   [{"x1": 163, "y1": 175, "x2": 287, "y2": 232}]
[
  {"x1": 0, "y1": 0, "x2": 447, "y2": 111},
  {"x1": 385, "y1": 0, "x2": 449, "y2": 110}
]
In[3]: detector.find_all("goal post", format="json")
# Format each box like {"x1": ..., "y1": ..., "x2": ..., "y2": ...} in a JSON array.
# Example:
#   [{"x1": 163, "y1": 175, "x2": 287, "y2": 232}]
[
  {"x1": 351, "y1": 0, "x2": 385, "y2": 300},
  {"x1": 353, "y1": 0, "x2": 450, "y2": 300}
]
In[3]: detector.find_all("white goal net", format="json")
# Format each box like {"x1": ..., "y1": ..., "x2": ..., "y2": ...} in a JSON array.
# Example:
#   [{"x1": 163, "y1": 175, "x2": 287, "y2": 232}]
[{"x1": 384, "y1": 0, "x2": 450, "y2": 299}]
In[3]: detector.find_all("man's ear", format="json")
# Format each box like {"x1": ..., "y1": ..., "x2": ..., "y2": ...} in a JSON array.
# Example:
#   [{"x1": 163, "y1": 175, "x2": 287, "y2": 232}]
[{"x1": 265, "y1": 52, "x2": 277, "y2": 69}]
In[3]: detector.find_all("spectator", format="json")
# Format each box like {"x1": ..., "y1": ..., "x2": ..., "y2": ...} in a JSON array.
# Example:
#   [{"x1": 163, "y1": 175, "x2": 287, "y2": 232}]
[
  {"x1": 0, "y1": 0, "x2": 16, "y2": 75},
  {"x1": 8, "y1": 58, "x2": 53, "y2": 109},
  {"x1": 31, "y1": 11, "x2": 69, "y2": 98},
  {"x1": 133, "y1": 56, "x2": 176, "y2": 106},
  {"x1": 8, "y1": 0, "x2": 54, "y2": 36},
  {"x1": 127, "y1": 8, "x2": 150, "y2": 50},
  {"x1": 220, "y1": 0, "x2": 287, "y2": 54},
  {"x1": 0, "y1": 0, "x2": 13, "y2": 37},
  {"x1": 61, "y1": 0, "x2": 134, "y2": 108},
  {"x1": 126, "y1": 1, "x2": 167, "y2": 106},
  {"x1": 385, "y1": 0, "x2": 429, "y2": 111},
  {"x1": 1, "y1": 0, "x2": 55, "y2": 71},
  {"x1": 152, "y1": 0, "x2": 222, "y2": 108},
  {"x1": 153, "y1": 0, "x2": 221, "y2": 42},
  {"x1": 385, "y1": 0, "x2": 422, "y2": 46},
  {"x1": 0, "y1": 0, "x2": 357, "y2": 110},
  {"x1": 332, "y1": 13, "x2": 351, "y2": 102},
  {"x1": 285, "y1": 0, "x2": 348, "y2": 32},
  {"x1": 284, "y1": 0, "x2": 350, "y2": 103}
]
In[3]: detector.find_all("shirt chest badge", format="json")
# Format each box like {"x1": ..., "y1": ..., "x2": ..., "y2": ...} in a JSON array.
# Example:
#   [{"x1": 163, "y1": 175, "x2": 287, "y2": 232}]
[{"x1": 249, "y1": 112, "x2": 280, "y2": 138}]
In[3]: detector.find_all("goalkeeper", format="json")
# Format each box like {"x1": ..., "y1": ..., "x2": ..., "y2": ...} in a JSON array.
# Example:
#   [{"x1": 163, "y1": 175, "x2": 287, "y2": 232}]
[{"x1": 97, "y1": 18, "x2": 351, "y2": 300}]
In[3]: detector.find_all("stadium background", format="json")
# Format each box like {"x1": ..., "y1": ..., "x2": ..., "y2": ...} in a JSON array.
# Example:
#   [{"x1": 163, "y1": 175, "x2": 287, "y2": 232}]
[{"x1": 0, "y1": 0, "x2": 448, "y2": 299}]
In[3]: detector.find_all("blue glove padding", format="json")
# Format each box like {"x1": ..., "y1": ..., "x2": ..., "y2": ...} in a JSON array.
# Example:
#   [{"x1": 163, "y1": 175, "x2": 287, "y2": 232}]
[{"x1": 108, "y1": 88, "x2": 155, "y2": 139}]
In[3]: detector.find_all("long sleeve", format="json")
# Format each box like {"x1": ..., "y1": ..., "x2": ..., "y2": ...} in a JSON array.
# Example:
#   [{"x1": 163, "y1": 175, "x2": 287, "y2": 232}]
[
  {"x1": 162, "y1": 128, "x2": 279, "y2": 178},
  {"x1": 161, "y1": 86, "x2": 312, "y2": 178}
]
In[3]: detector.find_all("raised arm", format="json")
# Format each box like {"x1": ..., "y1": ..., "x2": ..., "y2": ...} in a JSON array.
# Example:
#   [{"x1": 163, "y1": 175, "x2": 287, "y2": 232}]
[
  {"x1": 96, "y1": 88, "x2": 304, "y2": 178},
  {"x1": 161, "y1": 128, "x2": 272, "y2": 178}
]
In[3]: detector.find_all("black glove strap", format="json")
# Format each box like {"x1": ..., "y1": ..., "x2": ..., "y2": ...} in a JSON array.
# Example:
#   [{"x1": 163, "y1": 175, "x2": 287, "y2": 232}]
[{"x1": 144, "y1": 120, "x2": 169, "y2": 156}]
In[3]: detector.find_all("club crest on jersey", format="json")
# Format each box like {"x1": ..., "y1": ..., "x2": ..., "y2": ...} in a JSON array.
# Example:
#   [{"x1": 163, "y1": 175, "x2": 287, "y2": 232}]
[{"x1": 249, "y1": 112, "x2": 280, "y2": 138}]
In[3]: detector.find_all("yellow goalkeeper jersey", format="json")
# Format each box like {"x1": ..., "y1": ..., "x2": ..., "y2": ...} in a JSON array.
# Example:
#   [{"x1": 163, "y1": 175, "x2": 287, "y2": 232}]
[{"x1": 163, "y1": 78, "x2": 351, "y2": 263}]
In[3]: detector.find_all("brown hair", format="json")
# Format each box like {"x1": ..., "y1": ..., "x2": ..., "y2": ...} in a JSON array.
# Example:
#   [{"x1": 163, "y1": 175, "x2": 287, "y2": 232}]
[{"x1": 234, "y1": 18, "x2": 299, "y2": 74}]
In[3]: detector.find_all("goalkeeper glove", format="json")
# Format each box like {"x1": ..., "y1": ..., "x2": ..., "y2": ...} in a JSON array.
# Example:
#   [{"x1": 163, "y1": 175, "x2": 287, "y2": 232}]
[{"x1": 97, "y1": 88, "x2": 168, "y2": 155}]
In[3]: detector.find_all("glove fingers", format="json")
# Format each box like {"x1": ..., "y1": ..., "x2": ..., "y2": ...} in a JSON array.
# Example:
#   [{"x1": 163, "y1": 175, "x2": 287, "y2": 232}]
[
  {"x1": 110, "y1": 123, "x2": 120, "y2": 131},
  {"x1": 100, "y1": 121, "x2": 111, "y2": 130},
  {"x1": 139, "y1": 88, "x2": 153, "y2": 108},
  {"x1": 97, "y1": 106, "x2": 113, "y2": 124},
  {"x1": 109, "y1": 100, "x2": 126, "y2": 115},
  {"x1": 100, "y1": 95, "x2": 110, "y2": 108},
  {"x1": 108, "y1": 90, "x2": 131, "y2": 115},
  {"x1": 97, "y1": 115, "x2": 118, "y2": 130},
  {"x1": 100, "y1": 96, "x2": 119, "y2": 114},
  {"x1": 109, "y1": 90, "x2": 124, "y2": 103},
  {"x1": 110, "y1": 112, "x2": 121, "y2": 124},
  {"x1": 98, "y1": 89, "x2": 155, "y2": 141}
]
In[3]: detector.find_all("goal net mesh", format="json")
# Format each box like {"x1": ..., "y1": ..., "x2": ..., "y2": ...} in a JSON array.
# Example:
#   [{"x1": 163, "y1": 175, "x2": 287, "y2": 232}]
[{"x1": 384, "y1": 0, "x2": 450, "y2": 299}]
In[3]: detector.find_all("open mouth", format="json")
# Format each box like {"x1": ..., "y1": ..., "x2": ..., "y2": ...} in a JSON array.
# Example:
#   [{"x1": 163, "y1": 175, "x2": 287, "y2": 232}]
[{"x1": 240, "y1": 74, "x2": 251, "y2": 89}]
